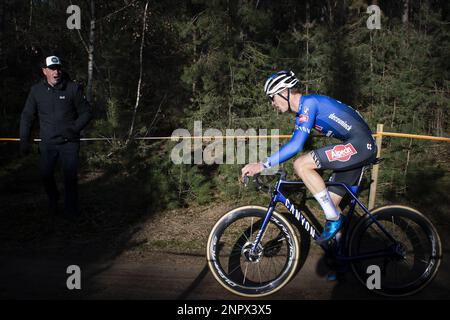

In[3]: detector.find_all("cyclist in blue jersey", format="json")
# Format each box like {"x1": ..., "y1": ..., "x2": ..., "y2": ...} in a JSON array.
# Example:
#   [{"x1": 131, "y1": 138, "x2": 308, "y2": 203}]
[{"x1": 241, "y1": 70, "x2": 377, "y2": 243}]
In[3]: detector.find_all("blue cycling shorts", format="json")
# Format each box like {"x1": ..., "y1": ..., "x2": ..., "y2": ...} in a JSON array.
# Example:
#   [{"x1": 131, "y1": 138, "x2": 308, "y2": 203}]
[{"x1": 310, "y1": 137, "x2": 377, "y2": 197}]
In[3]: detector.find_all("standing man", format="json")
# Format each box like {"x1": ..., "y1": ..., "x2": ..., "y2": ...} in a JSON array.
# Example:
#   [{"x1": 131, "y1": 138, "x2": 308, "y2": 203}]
[{"x1": 20, "y1": 55, "x2": 92, "y2": 219}]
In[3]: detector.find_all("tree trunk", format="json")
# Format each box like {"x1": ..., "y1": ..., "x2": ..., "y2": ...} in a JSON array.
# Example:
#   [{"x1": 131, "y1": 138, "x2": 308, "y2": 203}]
[
  {"x1": 402, "y1": 0, "x2": 409, "y2": 24},
  {"x1": 190, "y1": 12, "x2": 203, "y2": 99},
  {"x1": 306, "y1": 0, "x2": 310, "y2": 29},
  {"x1": 228, "y1": 63, "x2": 234, "y2": 127},
  {"x1": 87, "y1": 0, "x2": 95, "y2": 104},
  {"x1": 0, "y1": 0, "x2": 4, "y2": 70},
  {"x1": 127, "y1": 1, "x2": 149, "y2": 143},
  {"x1": 0, "y1": 0, "x2": 5, "y2": 119},
  {"x1": 192, "y1": 29, "x2": 197, "y2": 97},
  {"x1": 338, "y1": 0, "x2": 346, "y2": 26},
  {"x1": 391, "y1": 99, "x2": 396, "y2": 128},
  {"x1": 326, "y1": 0, "x2": 334, "y2": 25},
  {"x1": 28, "y1": 0, "x2": 32, "y2": 27}
]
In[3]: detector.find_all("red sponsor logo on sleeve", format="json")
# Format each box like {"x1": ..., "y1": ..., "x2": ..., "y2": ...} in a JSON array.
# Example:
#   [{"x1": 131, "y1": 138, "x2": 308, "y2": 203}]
[
  {"x1": 325, "y1": 143, "x2": 358, "y2": 162},
  {"x1": 297, "y1": 114, "x2": 309, "y2": 123}
]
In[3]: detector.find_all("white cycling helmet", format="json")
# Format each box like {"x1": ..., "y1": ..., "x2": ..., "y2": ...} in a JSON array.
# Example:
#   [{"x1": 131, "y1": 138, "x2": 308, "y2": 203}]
[{"x1": 264, "y1": 70, "x2": 299, "y2": 97}]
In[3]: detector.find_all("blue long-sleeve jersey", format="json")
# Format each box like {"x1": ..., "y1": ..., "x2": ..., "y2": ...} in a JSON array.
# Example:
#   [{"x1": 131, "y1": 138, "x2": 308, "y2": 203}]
[{"x1": 264, "y1": 94, "x2": 373, "y2": 168}]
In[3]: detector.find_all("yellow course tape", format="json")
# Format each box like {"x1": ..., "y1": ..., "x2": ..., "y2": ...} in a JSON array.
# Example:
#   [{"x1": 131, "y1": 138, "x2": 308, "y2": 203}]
[
  {"x1": 372, "y1": 132, "x2": 450, "y2": 142},
  {"x1": 1, "y1": 132, "x2": 449, "y2": 142}
]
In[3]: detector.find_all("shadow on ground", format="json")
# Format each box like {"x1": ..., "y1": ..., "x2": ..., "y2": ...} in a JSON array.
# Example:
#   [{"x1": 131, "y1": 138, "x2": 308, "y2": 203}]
[{"x1": 0, "y1": 147, "x2": 158, "y2": 299}]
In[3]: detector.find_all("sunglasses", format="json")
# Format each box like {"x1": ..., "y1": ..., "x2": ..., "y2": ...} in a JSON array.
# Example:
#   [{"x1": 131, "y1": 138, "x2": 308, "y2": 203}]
[{"x1": 268, "y1": 92, "x2": 289, "y2": 102}]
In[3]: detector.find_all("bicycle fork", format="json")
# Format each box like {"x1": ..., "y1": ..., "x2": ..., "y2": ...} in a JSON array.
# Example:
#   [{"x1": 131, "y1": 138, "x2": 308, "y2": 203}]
[{"x1": 250, "y1": 200, "x2": 277, "y2": 254}]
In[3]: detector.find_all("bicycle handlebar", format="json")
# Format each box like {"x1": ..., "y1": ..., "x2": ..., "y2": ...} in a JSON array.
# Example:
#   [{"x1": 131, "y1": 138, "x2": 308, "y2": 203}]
[{"x1": 243, "y1": 168, "x2": 287, "y2": 193}]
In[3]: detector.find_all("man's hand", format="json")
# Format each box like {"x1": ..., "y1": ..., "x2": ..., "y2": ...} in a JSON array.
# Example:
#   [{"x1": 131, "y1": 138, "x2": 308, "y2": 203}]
[
  {"x1": 241, "y1": 163, "x2": 264, "y2": 182},
  {"x1": 20, "y1": 141, "x2": 31, "y2": 156}
]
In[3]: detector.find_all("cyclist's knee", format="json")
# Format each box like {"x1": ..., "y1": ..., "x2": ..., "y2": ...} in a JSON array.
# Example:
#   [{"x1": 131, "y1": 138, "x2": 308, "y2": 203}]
[
  {"x1": 294, "y1": 155, "x2": 315, "y2": 176},
  {"x1": 293, "y1": 157, "x2": 304, "y2": 175}
]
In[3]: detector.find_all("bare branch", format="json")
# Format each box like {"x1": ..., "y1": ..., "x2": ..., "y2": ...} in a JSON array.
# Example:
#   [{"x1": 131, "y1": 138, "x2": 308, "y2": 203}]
[
  {"x1": 127, "y1": 1, "x2": 149, "y2": 144},
  {"x1": 95, "y1": 0, "x2": 139, "y2": 23}
]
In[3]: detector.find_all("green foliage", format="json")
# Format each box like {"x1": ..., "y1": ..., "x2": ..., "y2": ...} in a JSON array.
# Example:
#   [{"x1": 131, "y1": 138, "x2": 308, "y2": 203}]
[
  {"x1": 106, "y1": 97, "x2": 120, "y2": 130},
  {"x1": 1, "y1": 0, "x2": 449, "y2": 214}
]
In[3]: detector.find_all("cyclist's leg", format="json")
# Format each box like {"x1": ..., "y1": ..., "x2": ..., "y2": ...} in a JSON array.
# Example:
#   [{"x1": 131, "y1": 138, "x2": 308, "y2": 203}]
[
  {"x1": 294, "y1": 154, "x2": 344, "y2": 242},
  {"x1": 329, "y1": 192, "x2": 343, "y2": 209},
  {"x1": 316, "y1": 138, "x2": 376, "y2": 200},
  {"x1": 292, "y1": 156, "x2": 343, "y2": 207},
  {"x1": 328, "y1": 167, "x2": 365, "y2": 203},
  {"x1": 302, "y1": 138, "x2": 376, "y2": 241},
  {"x1": 293, "y1": 153, "x2": 326, "y2": 194},
  {"x1": 293, "y1": 154, "x2": 342, "y2": 220}
]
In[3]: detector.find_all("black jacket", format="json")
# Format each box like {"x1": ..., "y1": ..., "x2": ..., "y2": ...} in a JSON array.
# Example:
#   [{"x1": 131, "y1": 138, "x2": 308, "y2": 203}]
[{"x1": 20, "y1": 77, "x2": 92, "y2": 144}]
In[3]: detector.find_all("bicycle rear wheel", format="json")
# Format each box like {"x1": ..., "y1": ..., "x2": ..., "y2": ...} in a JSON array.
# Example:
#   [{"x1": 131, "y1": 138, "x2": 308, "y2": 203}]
[
  {"x1": 207, "y1": 206, "x2": 300, "y2": 297},
  {"x1": 349, "y1": 205, "x2": 442, "y2": 296}
]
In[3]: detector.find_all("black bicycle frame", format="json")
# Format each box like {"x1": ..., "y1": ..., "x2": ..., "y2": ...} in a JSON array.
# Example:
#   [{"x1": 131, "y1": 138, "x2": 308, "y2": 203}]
[{"x1": 251, "y1": 177, "x2": 399, "y2": 261}]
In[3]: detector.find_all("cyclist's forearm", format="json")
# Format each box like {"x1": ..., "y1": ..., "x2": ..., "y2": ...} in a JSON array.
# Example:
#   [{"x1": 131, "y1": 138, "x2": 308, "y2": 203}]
[{"x1": 264, "y1": 131, "x2": 306, "y2": 168}]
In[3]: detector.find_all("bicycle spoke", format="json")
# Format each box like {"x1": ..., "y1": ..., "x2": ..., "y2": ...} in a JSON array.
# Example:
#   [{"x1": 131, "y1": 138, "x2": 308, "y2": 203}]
[
  {"x1": 399, "y1": 258, "x2": 412, "y2": 268},
  {"x1": 230, "y1": 247, "x2": 243, "y2": 255},
  {"x1": 228, "y1": 262, "x2": 244, "y2": 278},
  {"x1": 243, "y1": 262, "x2": 249, "y2": 285},
  {"x1": 266, "y1": 257, "x2": 272, "y2": 279},
  {"x1": 242, "y1": 229, "x2": 251, "y2": 243},
  {"x1": 257, "y1": 262, "x2": 262, "y2": 284},
  {"x1": 391, "y1": 216, "x2": 395, "y2": 239}
]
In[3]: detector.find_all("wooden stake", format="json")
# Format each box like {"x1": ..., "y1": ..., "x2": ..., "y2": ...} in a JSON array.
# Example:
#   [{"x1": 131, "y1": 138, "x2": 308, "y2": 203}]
[{"x1": 369, "y1": 123, "x2": 383, "y2": 210}]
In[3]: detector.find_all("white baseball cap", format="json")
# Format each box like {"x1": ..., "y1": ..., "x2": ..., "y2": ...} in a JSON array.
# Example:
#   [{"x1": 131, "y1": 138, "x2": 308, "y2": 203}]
[{"x1": 45, "y1": 56, "x2": 62, "y2": 68}]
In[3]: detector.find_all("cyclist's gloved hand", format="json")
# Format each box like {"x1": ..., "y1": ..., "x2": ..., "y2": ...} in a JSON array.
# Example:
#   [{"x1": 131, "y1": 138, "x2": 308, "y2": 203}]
[
  {"x1": 241, "y1": 163, "x2": 264, "y2": 182},
  {"x1": 20, "y1": 141, "x2": 31, "y2": 156}
]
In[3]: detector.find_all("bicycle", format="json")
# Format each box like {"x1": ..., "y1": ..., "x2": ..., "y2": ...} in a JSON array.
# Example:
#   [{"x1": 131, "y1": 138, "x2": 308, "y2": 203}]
[{"x1": 206, "y1": 158, "x2": 442, "y2": 297}]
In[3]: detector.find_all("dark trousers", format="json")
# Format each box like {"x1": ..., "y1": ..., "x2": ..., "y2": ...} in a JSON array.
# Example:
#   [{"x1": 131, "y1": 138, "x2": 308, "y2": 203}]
[{"x1": 39, "y1": 142, "x2": 80, "y2": 216}]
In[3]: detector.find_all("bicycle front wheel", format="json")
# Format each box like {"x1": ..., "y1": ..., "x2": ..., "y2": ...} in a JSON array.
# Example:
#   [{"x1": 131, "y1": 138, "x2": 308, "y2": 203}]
[
  {"x1": 207, "y1": 206, "x2": 300, "y2": 297},
  {"x1": 349, "y1": 205, "x2": 442, "y2": 296}
]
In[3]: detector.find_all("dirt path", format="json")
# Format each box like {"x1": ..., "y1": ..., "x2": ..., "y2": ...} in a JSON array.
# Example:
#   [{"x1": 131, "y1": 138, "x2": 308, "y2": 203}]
[
  {"x1": 1, "y1": 194, "x2": 448, "y2": 300},
  {"x1": 1, "y1": 245, "x2": 448, "y2": 300}
]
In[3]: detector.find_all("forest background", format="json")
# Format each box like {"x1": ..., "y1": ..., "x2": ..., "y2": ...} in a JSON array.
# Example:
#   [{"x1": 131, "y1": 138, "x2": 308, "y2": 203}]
[{"x1": 1, "y1": 0, "x2": 449, "y2": 226}]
